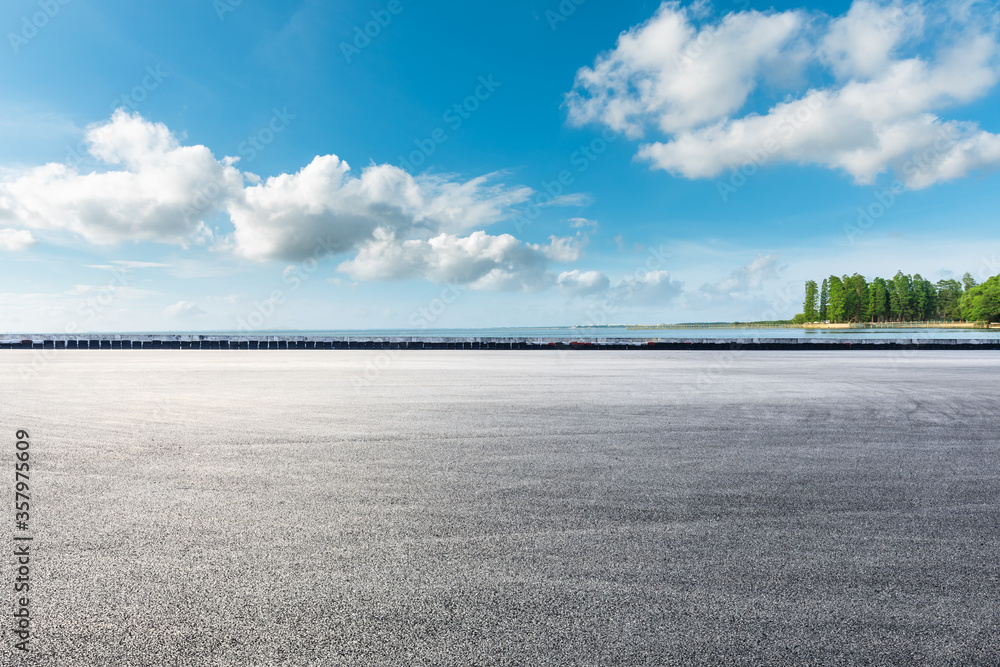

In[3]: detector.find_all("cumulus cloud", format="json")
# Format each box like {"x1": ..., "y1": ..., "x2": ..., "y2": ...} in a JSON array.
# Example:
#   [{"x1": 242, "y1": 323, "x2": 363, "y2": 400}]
[
  {"x1": 567, "y1": 0, "x2": 1000, "y2": 188},
  {"x1": 534, "y1": 233, "x2": 587, "y2": 262},
  {"x1": 0, "y1": 110, "x2": 578, "y2": 292},
  {"x1": 566, "y1": 2, "x2": 807, "y2": 137},
  {"x1": 0, "y1": 228, "x2": 35, "y2": 251},
  {"x1": 819, "y1": 0, "x2": 924, "y2": 79},
  {"x1": 0, "y1": 109, "x2": 241, "y2": 245},
  {"x1": 337, "y1": 229, "x2": 567, "y2": 292},
  {"x1": 558, "y1": 269, "x2": 611, "y2": 297},
  {"x1": 612, "y1": 269, "x2": 684, "y2": 306},
  {"x1": 227, "y1": 155, "x2": 533, "y2": 262},
  {"x1": 676, "y1": 253, "x2": 787, "y2": 315}
]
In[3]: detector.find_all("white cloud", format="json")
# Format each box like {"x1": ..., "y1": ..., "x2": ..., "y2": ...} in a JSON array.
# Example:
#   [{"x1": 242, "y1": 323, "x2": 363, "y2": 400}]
[
  {"x1": 86, "y1": 260, "x2": 172, "y2": 270},
  {"x1": 164, "y1": 300, "x2": 206, "y2": 319},
  {"x1": 673, "y1": 253, "x2": 789, "y2": 316},
  {"x1": 543, "y1": 193, "x2": 592, "y2": 207},
  {"x1": 566, "y1": 2, "x2": 807, "y2": 137},
  {"x1": 702, "y1": 253, "x2": 783, "y2": 295},
  {"x1": 0, "y1": 228, "x2": 35, "y2": 251},
  {"x1": 0, "y1": 112, "x2": 533, "y2": 263},
  {"x1": 0, "y1": 109, "x2": 242, "y2": 246},
  {"x1": 337, "y1": 229, "x2": 559, "y2": 292},
  {"x1": 0, "y1": 111, "x2": 578, "y2": 291},
  {"x1": 612, "y1": 269, "x2": 684, "y2": 306},
  {"x1": 534, "y1": 234, "x2": 587, "y2": 263},
  {"x1": 226, "y1": 155, "x2": 532, "y2": 262},
  {"x1": 568, "y1": 217, "x2": 599, "y2": 231},
  {"x1": 568, "y1": 1, "x2": 1000, "y2": 188},
  {"x1": 558, "y1": 269, "x2": 611, "y2": 297},
  {"x1": 820, "y1": 1, "x2": 924, "y2": 79},
  {"x1": 110, "y1": 260, "x2": 172, "y2": 269}
]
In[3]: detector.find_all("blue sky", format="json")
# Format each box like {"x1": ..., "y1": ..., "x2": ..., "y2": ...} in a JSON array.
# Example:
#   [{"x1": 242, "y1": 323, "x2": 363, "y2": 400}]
[{"x1": 1, "y1": 0, "x2": 999, "y2": 332}]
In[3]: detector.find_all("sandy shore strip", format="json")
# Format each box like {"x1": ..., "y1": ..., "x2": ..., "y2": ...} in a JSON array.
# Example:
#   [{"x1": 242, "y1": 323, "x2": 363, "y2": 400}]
[{"x1": 3, "y1": 351, "x2": 999, "y2": 665}]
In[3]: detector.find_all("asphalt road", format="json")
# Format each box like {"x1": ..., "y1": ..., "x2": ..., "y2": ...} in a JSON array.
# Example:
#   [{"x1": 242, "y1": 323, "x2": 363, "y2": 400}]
[{"x1": 1, "y1": 351, "x2": 998, "y2": 665}]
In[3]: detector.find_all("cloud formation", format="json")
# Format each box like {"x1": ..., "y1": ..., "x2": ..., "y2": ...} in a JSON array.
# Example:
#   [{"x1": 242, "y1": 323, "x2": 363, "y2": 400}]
[
  {"x1": 567, "y1": 1, "x2": 1000, "y2": 188},
  {"x1": 612, "y1": 269, "x2": 684, "y2": 306},
  {"x1": 338, "y1": 229, "x2": 582, "y2": 292},
  {"x1": 679, "y1": 253, "x2": 788, "y2": 315},
  {"x1": 1, "y1": 110, "x2": 241, "y2": 246},
  {"x1": 0, "y1": 111, "x2": 584, "y2": 292},
  {"x1": 0, "y1": 228, "x2": 36, "y2": 251},
  {"x1": 557, "y1": 269, "x2": 611, "y2": 297},
  {"x1": 227, "y1": 155, "x2": 532, "y2": 262},
  {"x1": 702, "y1": 253, "x2": 783, "y2": 296}
]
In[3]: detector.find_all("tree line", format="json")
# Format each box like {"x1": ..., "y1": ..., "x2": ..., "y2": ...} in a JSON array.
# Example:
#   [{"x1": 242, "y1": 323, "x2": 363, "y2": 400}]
[{"x1": 798, "y1": 271, "x2": 1000, "y2": 323}]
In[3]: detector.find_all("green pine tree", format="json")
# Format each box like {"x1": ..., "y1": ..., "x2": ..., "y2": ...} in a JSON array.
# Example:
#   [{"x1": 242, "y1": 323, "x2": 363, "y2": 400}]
[
  {"x1": 803, "y1": 280, "x2": 819, "y2": 322},
  {"x1": 819, "y1": 279, "x2": 829, "y2": 321}
]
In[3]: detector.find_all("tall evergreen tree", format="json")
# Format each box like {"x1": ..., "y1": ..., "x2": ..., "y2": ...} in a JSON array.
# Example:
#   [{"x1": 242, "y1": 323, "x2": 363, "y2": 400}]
[
  {"x1": 828, "y1": 276, "x2": 847, "y2": 322},
  {"x1": 962, "y1": 272, "x2": 978, "y2": 291},
  {"x1": 870, "y1": 278, "x2": 889, "y2": 322},
  {"x1": 912, "y1": 275, "x2": 936, "y2": 320},
  {"x1": 935, "y1": 279, "x2": 963, "y2": 319},
  {"x1": 845, "y1": 273, "x2": 869, "y2": 323},
  {"x1": 891, "y1": 271, "x2": 913, "y2": 320},
  {"x1": 803, "y1": 280, "x2": 819, "y2": 322},
  {"x1": 841, "y1": 275, "x2": 857, "y2": 322},
  {"x1": 819, "y1": 279, "x2": 829, "y2": 321}
]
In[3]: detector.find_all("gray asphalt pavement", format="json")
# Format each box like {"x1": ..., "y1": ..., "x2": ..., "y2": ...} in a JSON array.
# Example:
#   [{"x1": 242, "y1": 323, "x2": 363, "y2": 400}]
[{"x1": 1, "y1": 351, "x2": 998, "y2": 665}]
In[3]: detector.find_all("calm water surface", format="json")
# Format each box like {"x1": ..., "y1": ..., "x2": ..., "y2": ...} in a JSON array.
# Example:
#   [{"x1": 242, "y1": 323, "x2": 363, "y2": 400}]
[{"x1": 92, "y1": 326, "x2": 1000, "y2": 340}]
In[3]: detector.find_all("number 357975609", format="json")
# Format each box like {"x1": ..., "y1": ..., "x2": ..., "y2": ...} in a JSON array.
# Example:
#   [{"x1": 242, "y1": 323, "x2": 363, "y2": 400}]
[{"x1": 15, "y1": 430, "x2": 30, "y2": 524}]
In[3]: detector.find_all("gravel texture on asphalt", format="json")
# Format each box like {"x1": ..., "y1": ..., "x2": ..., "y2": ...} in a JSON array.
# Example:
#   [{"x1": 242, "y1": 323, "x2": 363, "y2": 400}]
[{"x1": 1, "y1": 351, "x2": 998, "y2": 666}]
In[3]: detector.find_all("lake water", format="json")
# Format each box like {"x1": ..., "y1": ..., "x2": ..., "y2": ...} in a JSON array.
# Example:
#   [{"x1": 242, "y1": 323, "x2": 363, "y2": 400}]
[{"x1": 102, "y1": 326, "x2": 1000, "y2": 340}]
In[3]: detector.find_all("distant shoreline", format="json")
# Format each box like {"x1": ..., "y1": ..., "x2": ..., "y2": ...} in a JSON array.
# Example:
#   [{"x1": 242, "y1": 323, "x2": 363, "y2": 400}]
[{"x1": 626, "y1": 321, "x2": 993, "y2": 330}]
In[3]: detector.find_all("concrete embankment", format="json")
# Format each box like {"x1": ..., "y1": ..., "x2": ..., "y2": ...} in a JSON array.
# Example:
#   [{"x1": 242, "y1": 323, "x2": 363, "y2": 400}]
[{"x1": 1, "y1": 334, "x2": 998, "y2": 350}]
